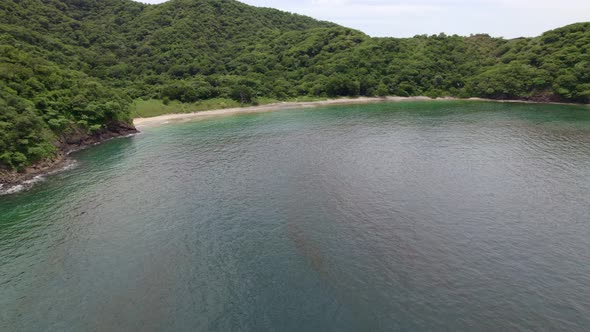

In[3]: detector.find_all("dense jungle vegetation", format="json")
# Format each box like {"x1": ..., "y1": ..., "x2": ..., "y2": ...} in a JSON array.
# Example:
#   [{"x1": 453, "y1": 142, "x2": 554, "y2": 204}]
[{"x1": 1, "y1": 0, "x2": 589, "y2": 170}]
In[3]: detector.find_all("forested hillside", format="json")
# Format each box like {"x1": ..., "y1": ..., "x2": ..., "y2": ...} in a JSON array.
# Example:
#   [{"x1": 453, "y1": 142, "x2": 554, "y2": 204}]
[{"x1": 1, "y1": 0, "x2": 589, "y2": 172}]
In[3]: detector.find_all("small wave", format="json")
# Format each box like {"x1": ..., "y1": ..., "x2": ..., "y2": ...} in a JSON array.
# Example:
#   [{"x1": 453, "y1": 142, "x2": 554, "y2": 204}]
[
  {"x1": 56, "y1": 160, "x2": 78, "y2": 173},
  {"x1": 0, "y1": 161, "x2": 79, "y2": 196},
  {"x1": 0, "y1": 184, "x2": 25, "y2": 196},
  {"x1": 0, "y1": 176, "x2": 44, "y2": 195},
  {"x1": 22, "y1": 175, "x2": 46, "y2": 186}
]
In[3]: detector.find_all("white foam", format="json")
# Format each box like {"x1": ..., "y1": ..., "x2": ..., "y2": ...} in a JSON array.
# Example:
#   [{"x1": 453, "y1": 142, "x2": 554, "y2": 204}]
[
  {"x1": 56, "y1": 160, "x2": 78, "y2": 173},
  {"x1": 0, "y1": 184, "x2": 25, "y2": 196},
  {"x1": 0, "y1": 161, "x2": 79, "y2": 196},
  {"x1": 22, "y1": 175, "x2": 46, "y2": 185}
]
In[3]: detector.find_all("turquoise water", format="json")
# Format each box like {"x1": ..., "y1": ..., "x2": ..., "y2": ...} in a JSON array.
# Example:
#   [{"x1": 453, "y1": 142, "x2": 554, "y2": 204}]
[{"x1": 2, "y1": 101, "x2": 590, "y2": 331}]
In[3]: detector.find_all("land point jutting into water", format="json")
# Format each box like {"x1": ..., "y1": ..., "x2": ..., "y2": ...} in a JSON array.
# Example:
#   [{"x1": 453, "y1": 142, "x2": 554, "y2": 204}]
[{"x1": 1, "y1": 0, "x2": 590, "y2": 330}]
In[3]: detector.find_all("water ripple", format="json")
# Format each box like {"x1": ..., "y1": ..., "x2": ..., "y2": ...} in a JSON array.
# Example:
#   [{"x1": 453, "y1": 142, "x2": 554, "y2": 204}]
[{"x1": 2, "y1": 101, "x2": 590, "y2": 331}]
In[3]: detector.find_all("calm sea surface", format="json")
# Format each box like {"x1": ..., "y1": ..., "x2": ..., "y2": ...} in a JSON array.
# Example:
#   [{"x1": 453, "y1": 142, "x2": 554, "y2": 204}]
[{"x1": 2, "y1": 101, "x2": 590, "y2": 331}]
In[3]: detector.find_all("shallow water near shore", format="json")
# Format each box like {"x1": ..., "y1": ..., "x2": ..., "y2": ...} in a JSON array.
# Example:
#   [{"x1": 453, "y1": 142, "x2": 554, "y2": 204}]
[{"x1": 2, "y1": 101, "x2": 590, "y2": 331}]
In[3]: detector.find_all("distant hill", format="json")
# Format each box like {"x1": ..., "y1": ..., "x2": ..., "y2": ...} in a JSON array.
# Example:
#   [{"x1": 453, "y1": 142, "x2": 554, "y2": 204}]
[{"x1": 0, "y1": 0, "x2": 589, "y2": 171}]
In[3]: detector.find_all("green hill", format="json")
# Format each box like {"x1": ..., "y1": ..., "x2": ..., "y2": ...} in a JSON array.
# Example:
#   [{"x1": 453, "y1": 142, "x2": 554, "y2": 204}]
[{"x1": 0, "y1": 0, "x2": 589, "y2": 172}]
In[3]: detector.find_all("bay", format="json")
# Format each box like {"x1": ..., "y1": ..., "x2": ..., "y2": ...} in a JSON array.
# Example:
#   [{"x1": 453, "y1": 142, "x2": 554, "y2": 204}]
[{"x1": 2, "y1": 101, "x2": 590, "y2": 331}]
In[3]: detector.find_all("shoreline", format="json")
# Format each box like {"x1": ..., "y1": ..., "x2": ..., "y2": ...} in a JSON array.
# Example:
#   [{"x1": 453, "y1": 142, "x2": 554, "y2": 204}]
[
  {"x1": 0, "y1": 125, "x2": 138, "y2": 196},
  {"x1": 134, "y1": 96, "x2": 436, "y2": 127},
  {"x1": 133, "y1": 96, "x2": 588, "y2": 128},
  {"x1": 2, "y1": 96, "x2": 587, "y2": 196}
]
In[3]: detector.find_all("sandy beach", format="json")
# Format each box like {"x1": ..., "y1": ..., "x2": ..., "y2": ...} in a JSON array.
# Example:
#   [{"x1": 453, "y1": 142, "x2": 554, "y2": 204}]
[
  {"x1": 133, "y1": 96, "x2": 587, "y2": 129},
  {"x1": 134, "y1": 96, "x2": 589, "y2": 128},
  {"x1": 133, "y1": 96, "x2": 445, "y2": 127}
]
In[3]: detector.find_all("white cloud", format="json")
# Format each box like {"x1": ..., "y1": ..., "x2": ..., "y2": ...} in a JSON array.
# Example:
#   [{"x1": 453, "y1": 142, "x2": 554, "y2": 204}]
[{"x1": 135, "y1": 0, "x2": 590, "y2": 38}]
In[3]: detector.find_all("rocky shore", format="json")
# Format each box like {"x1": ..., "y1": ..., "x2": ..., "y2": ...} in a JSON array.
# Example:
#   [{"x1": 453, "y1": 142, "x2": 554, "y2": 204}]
[{"x1": 0, "y1": 122, "x2": 138, "y2": 194}]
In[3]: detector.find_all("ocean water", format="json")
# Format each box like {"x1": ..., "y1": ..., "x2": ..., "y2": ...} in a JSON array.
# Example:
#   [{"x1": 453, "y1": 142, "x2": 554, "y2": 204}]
[{"x1": 1, "y1": 101, "x2": 590, "y2": 331}]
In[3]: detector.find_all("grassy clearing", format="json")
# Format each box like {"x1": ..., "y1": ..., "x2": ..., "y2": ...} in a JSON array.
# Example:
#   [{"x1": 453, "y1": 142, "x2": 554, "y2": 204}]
[
  {"x1": 130, "y1": 96, "x2": 331, "y2": 118},
  {"x1": 130, "y1": 98, "x2": 241, "y2": 118}
]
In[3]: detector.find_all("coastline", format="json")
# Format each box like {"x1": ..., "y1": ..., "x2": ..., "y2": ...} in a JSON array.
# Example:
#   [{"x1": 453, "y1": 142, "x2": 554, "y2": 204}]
[
  {"x1": 134, "y1": 96, "x2": 436, "y2": 127},
  {"x1": 133, "y1": 96, "x2": 589, "y2": 128},
  {"x1": 133, "y1": 96, "x2": 434, "y2": 128},
  {"x1": 2, "y1": 95, "x2": 587, "y2": 196},
  {"x1": 0, "y1": 124, "x2": 138, "y2": 196}
]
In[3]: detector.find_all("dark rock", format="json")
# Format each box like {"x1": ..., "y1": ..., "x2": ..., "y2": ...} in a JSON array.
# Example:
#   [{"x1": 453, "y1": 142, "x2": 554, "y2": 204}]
[{"x1": 0, "y1": 122, "x2": 139, "y2": 190}]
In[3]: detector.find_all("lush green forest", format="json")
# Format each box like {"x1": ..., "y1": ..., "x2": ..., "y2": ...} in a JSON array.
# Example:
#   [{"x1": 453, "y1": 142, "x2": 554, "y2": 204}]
[{"x1": 0, "y1": 0, "x2": 589, "y2": 171}]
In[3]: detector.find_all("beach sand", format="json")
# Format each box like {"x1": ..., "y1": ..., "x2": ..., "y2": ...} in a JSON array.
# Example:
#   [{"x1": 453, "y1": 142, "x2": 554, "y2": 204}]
[
  {"x1": 133, "y1": 96, "x2": 589, "y2": 128},
  {"x1": 133, "y1": 96, "x2": 446, "y2": 127}
]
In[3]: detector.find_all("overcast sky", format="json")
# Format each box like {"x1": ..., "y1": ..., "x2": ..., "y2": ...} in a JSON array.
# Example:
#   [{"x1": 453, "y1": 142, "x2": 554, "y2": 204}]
[{"x1": 138, "y1": 0, "x2": 590, "y2": 38}]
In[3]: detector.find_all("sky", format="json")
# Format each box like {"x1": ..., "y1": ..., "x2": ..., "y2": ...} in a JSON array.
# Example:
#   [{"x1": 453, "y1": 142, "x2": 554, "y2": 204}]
[{"x1": 138, "y1": 0, "x2": 590, "y2": 38}]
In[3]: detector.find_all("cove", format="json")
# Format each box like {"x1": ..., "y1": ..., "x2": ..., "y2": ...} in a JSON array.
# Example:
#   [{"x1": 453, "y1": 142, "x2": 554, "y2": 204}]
[{"x1": 1, "y1": 101, "x2": 590, "y2": 331}]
